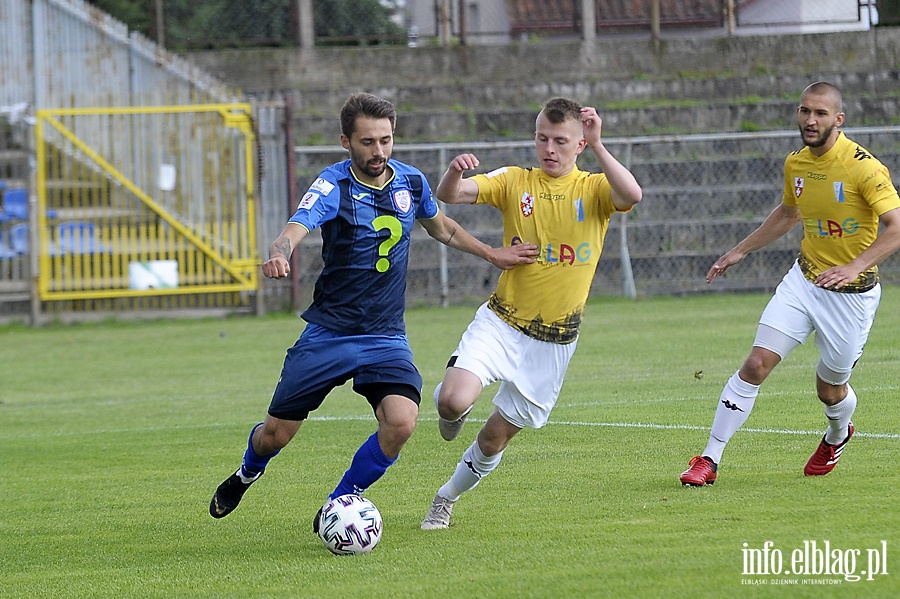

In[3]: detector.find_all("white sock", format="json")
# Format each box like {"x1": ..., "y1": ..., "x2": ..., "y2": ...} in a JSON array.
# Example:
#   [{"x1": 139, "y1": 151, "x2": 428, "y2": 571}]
[
  {"x1": 702, "y1": 371, "x2": 759, "y2": 464},
  {"x1": 438, "y1": 440, "x2": 503, "y2": 502},
  {"x1": 824, "y1": 385, "x2": 857, "y2": 445},
  {"x1": 433, "y1": 382, "x2": 442, "y2": 410},
  {"x1": 236, "y1": 468, "x2": 261, "y2": 484}
]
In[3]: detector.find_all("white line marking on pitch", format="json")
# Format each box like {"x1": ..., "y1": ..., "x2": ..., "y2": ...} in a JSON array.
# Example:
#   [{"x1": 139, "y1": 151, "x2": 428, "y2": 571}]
[
  {"x1": 2, "y1": 417, "x2": 897, "y2": 440},
  {"x1": 544, "y1": 420, "x2": 900, "y2": 440},
  {"x1": 315, "y1": 416, "x2": 899, "y2": 439}
]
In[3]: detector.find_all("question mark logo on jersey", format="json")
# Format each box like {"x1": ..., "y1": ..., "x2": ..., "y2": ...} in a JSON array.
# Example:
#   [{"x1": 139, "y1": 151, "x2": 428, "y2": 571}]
[{"x1": 372, "y1": 215, "x2": 402, "y2": 273}]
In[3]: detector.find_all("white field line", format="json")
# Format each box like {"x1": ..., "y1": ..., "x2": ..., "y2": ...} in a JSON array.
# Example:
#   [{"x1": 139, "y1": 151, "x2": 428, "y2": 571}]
[
  {"x1": 313, "y1": 416, "x2": 900, "y2": 440},
  {"x1": 559, "y1": 384, "x2": 900, "y2": 408},
  {"x1": 2, "y1": 415, "x2": 898, "y2": 440},
  {"x1": 545, "y1": 420, "x2": 900, "y2": 440}
]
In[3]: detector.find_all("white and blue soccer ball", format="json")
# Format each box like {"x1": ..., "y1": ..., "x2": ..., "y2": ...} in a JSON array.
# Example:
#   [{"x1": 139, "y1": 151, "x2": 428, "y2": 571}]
[{"x1": 317, "y1": 494, "x2": 383, "y2": 555}]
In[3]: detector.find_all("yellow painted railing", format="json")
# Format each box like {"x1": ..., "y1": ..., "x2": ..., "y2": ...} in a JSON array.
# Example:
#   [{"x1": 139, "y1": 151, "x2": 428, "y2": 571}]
[{"x1": 34, "y1": 104, "x2": 258, "y2": 304}]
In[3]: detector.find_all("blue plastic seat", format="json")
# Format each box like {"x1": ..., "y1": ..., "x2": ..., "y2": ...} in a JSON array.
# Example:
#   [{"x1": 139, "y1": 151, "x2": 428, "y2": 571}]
[
  {"x1": 56, "y1": 221, "x2": 104, "y2": 255},
  {"x1": 0, "y1": 229, "x2": 16, "y2": 259},
  {"x1": 10, "y1": 223, "x2": 29, "y2": 254},
  {"x1": 2, "y1": 188, "x2": 28, "y2": 220}
]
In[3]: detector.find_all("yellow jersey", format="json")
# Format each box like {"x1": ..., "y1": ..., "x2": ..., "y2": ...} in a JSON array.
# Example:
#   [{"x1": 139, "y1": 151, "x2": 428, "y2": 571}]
[
  {"x1": 783, "y1": 131, "x2": 900, "y2": 291},
  {"x1": 472, "y1": 164, "x2": 628, "y2": 343}
]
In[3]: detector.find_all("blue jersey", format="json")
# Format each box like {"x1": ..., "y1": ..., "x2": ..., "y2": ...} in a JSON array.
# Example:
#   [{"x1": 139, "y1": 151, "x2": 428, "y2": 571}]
[{"x1": 288, "y1": 159, "x2": 439, "y2": 335}]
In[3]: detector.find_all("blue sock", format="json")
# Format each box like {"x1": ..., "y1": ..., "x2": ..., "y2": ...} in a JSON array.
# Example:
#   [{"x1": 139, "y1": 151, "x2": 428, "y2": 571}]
[
  {"x1": 330, "y1": 432, "x2": 396, "y2": 499},
  {"x1": 240, "y1": 422, "x2": 280, "y2": 479}
]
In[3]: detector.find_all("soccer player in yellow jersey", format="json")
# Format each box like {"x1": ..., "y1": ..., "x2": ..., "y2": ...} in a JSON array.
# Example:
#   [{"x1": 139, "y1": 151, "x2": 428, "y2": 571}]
[
  {"x1": 680, "y1": 82, "x2": 900, "y2": 487},
  {"x1": 421, "y1": 97, "x2": 642, "y2": 529}
]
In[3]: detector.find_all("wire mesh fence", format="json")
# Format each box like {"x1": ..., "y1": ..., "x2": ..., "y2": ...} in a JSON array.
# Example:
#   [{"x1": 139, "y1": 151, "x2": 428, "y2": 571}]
[
  {"x1": 136, "y1": 0, "x2": 876, "y2": 49},
  {"x1": 284, "y1": 126, "x2": 900, "y2": 310}
]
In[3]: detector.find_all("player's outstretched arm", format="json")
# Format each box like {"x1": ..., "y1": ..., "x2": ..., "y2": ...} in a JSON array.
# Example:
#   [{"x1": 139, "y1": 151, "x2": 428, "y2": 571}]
[
  {"x1": 707, "y1": 203, "x2": 801, "y2": 283},
  {"x1": 262, "y1": 223, "x2": 309, "y2": 279},
  {"x1": 419, "y1": 212, "x2": 538, "y2": 270}
]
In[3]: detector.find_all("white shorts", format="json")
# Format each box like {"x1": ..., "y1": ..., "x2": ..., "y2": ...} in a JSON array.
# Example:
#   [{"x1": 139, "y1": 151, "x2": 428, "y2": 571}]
[
  {"x1": 450, "y1": 303, "x2": 578, "y2": 429},
  {"x1": 757, "y1": 261, "x2": 881, "y2": 376}
]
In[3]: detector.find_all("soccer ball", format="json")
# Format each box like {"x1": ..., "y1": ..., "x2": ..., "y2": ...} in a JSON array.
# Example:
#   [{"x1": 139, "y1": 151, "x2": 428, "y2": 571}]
[{"x1": 316, "y1": 494, "x2": 383, "y2": 555}]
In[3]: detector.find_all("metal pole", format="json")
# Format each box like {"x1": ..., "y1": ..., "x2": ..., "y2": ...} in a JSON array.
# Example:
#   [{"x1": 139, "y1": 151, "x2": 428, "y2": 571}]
[
  {"x1": 651, "y1": 0, "x2": 660, "y2": 50},
  {"x1": 726, "y1": 0, "x2": 736, "y2": 36},
  {"x1": 438, "y1": 0, "x2": 451, "y2": 46},
  {"x1": 154, "y1": 0, "x2": 165, "y2": 48},
  {"x1": 295, "y1": 0, "x2": 315, "y2": 49},
  {"x1": 581, "y1": 0, "x2": 596, "y2": 43},
  {"x1": 29, "y1": 120, "x2": 41, "y2": 325},
  {"x1": 438, "y1": 146, "x2": 449, "y2": 307},
  {"x1": 283, "y1": 96, "x2": 303, "y2": 315},
  {"x1": 619, "y1": 141, "x2": 637, "y2": 299}
]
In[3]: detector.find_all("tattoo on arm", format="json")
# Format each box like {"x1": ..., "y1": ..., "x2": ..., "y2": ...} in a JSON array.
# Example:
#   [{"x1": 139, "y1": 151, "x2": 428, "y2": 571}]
[
  {"x1": 270, "y1": 238, "x2": 292, "y2": 260},
  {"x1": 445, "y1": 227, "x2": 457, "y2": 246}
]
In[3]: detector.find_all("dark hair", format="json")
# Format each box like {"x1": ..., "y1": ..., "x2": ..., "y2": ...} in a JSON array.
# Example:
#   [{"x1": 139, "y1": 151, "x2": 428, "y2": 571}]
[
  {"x1": 540, "y1": 97, "x2": 583, "y2": 124},
  {"x1": 340, "y1": 93, "x2": 397, "y2": 139}
]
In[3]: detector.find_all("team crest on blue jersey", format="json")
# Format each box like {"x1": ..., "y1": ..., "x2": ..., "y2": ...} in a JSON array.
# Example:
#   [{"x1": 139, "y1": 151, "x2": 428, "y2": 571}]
[
  {"x1": 520, "y1": 192, "x2": 534, "y2": 217},
  {"x1": 392, "y1": 189, "x2": 412, "y2": 213},
  {"x1": 794, "y1": 177, "x2": 804, "y2": 198}
]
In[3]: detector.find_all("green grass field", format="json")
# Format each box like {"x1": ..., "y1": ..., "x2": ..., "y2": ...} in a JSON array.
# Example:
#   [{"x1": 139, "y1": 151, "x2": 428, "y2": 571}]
[{"x1": 1, "y1": 288, "x2": 898, "y2": 598}]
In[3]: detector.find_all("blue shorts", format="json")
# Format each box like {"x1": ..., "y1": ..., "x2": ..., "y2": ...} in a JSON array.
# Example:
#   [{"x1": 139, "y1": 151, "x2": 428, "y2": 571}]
[{"x1": 268, "y1": 322, "x2": 423, "y2": 421}]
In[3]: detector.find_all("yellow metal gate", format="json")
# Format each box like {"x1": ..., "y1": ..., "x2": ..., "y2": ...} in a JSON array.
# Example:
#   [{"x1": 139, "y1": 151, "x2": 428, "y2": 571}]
[{"x1": 34, "y1": 104, "x2": 258, "y2": 308}]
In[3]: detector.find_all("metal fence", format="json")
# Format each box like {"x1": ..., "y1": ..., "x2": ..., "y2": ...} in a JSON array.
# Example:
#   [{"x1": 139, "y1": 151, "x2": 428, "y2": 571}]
[
  {"x1": 0, "y1": 0, "x2": 292, "y2": 321},
  {"x1": 283, "y1": 126, "x2": 900, "y2": 309},
  {"x1": 0, "y1": 0, "x2": 232, "y2": 110},
  {"x1": 33, "y1": 104, "x2": 259, "y2": 300},
  {"x1": 136, "y1": 0, "x2": 878, "y2": 49}
]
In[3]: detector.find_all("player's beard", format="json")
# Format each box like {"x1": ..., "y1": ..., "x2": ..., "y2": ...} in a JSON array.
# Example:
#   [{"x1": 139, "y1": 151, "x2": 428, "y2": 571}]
[
  {"x1": 359, "y1": 159, "x2": 387, "y2": 178},
  {"x1": 349, "y1": 149, "x2": 388, "y2": 180},
  {"x1": 799, "y1": 123, "x2": 835, "y2": 149}
]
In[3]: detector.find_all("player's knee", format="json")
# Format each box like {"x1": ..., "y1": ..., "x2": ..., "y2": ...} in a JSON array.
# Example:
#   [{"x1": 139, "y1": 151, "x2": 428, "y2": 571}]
[
  {"x1": 816, "y1": 359, "x2": 851, "y2": 387},
  {"x1": 816, "y1": 361, "x2": 850, "y2": 405},
  {"x1": 741, "y1": 352, "x2": 777, "y2": 384},
  {"x1": 379, "y1": 402, "x2": 418, "y2": 441},
  {"x1": 436, "y1": 393, "x2": 467, "y2": 420},
  {"x1": 392, "y1": 413, "x2": 417, "y2": 442},
  {"x1": 437, "y1": 382, "x2": 478, "y2": 419},
  {"x1": 378, "y1": 417, "x2": 416, "y2": 457}
]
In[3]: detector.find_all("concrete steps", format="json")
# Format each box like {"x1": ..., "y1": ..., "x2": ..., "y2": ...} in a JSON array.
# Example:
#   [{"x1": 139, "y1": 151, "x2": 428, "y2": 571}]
[
  {"x1": 246, "y1": 30, "x2": 900, "y2": 298},
  {"x1": 283, "y1": 70, "x2": 899, "y2": 143}
]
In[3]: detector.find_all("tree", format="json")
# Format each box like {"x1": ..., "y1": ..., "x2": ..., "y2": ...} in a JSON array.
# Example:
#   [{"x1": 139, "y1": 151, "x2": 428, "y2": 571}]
[
  {"x1": 87, "y1": 0, "x2": 407, "y2": 48},
  {"x1": 314, "y1": 0, "x2": 405, "y2": 42}
]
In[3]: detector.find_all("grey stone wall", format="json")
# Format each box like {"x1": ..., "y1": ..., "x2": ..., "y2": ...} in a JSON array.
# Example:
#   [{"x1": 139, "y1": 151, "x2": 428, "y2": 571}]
[
  {"x1": 187, "y1": 29, "x2": 900, "y2": 142},
  {"x1": 189, "y1": 30, "x2": 899, "y2": 92}
]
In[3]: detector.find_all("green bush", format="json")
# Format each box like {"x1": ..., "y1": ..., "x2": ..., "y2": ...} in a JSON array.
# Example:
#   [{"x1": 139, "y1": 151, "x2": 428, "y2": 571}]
[{"x1": 878, "y1": 0, "x2": 900, "y2": 26}]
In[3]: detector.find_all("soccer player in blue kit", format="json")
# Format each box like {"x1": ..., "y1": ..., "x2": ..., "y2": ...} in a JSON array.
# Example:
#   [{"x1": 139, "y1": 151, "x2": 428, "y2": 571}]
[{"x1": 209, "y1": 93, "x2": 538, "y2": 526}]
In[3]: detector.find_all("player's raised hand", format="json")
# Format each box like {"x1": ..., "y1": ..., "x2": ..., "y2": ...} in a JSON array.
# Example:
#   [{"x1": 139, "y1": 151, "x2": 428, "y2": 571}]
[
  {"x1": 450, "y1": 153, "x2": 480, "y2": 173},
  {"x1": 580, "y1": 107, "x2": 603, "y2": 144}
]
